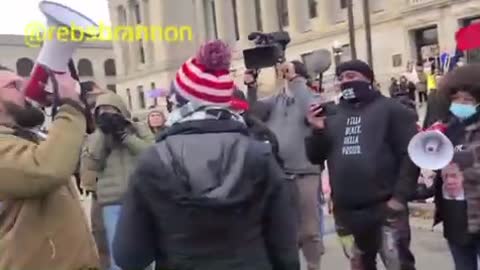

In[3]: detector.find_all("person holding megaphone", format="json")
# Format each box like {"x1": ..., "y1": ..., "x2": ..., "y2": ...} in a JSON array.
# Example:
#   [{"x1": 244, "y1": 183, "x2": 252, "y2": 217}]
[
  {"x1": 415, "y1": 64, "x2": 480, "y2": 270},
  {"x1": 0, "y1": 66, "x2": 99, "y2": 269}
]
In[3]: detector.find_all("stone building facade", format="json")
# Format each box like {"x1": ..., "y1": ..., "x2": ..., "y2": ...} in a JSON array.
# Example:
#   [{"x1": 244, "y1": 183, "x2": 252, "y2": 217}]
[
  {"x1": 107, "y1": 0, "x2": 480, "y2": 118},
  {"x1": 0, "y1": 34, "x2": 117, "y2": 91},
  {"x1": 0, "y1": 34, "x2": 118, "y2": 127}
]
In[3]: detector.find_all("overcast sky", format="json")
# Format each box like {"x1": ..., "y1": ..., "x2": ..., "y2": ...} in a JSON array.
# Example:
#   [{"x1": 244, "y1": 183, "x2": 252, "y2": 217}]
[{"x1": 0, "y1": 0, "x2": 111, "y2": 35}]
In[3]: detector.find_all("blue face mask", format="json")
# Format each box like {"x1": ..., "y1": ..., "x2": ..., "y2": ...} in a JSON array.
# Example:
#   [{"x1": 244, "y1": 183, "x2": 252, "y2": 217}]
[{"x1": 449, "y1": 103, "x2": 478, "y2": 119}]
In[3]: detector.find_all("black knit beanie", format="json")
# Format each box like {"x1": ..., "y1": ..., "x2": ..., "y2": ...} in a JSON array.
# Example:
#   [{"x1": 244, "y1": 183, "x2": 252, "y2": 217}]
[{"x1": 336, "y1": 60, "x2": 374, "y2": 82}]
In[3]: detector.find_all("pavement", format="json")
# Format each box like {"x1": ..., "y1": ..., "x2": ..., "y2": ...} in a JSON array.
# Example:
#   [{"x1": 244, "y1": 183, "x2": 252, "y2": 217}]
[
  {"x1": 305, "y1": 215, "x2": 452, "y2": 270},
  {"x1": 81, "y1": 198, "x2": 453, "y2": 270}
]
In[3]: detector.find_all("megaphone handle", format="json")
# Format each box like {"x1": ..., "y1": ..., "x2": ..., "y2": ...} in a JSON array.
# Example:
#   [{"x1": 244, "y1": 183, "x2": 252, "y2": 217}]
[
  {"x1": 68, "y1": 60, "x2": 79, "y2": 81},
  {"x1": 41, "y1": 66, "x2": 61, "y2": 120},
  {"x1": 68, "y1": 59, "x2": 95, "y2": 134}
]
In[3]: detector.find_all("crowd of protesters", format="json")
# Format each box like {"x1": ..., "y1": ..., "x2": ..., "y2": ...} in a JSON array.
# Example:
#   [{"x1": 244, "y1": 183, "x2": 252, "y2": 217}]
[{"x1": 0, "y1": 38, "x2": 479, "y2": 270}]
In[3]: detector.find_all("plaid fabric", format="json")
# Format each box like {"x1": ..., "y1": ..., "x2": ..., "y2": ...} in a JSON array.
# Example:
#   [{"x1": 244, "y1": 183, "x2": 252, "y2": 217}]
[{"x1": 460, "y1": 123, "x2": 480, "y2": 234}]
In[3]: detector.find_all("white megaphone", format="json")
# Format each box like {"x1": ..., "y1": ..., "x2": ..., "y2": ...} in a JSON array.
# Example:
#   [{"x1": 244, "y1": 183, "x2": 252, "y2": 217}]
[
  {"x1": 23, "y1": 1, "x2": 100, "y2": 106},
  {"x1": 407, "y1": 122, "x2": 454, "y2": 170}
]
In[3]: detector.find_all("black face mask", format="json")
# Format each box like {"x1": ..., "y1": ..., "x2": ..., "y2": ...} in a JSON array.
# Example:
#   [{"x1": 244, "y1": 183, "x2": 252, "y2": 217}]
[
  {"x1": 3, "y1": 101, "x2": 45, "y2": 128},
  {"x1": 341, "y1": 81, "x2": 375, "y2": 102}
]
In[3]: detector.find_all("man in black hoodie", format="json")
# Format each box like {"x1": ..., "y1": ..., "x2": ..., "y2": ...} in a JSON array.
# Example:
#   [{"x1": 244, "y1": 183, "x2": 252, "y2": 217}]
[
  {"x1": 112, "y1": 40, "x2": 298, "y2": 270},
  {"x1": 305, "y1": 60, "x2": 419, "y2": 270}
]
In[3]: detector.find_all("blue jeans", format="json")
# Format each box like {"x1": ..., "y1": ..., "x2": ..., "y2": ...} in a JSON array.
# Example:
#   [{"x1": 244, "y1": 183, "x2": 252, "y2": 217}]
[
  {"x1": 448, "y1": 240, "x2": 480, "y2": 270},
  {"x1": 102, "y1": 205, "x2": 122, "y2": 270}
]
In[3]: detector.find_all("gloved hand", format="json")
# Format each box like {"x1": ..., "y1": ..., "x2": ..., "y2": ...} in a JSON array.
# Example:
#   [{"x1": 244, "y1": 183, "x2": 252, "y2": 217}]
[
  {"x1": 109, "y1": 113, "x2": 131, "y2": 141},
  {"x1": 96, "y1": 113, "x2": 117, "y2": 134}
]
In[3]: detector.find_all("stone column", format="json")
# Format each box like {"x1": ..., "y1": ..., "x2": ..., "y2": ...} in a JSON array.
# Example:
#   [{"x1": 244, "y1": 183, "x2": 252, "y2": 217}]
[
  {"x1": 139, "y1": 0, "x2": 154, "y2": 65},
  {"x1": 126, "y1": 1, "x2": 139, "y2": 71},
  {"x1": 260, "y1": 0, "x2": 279, "y2": 32},
  {"x1": 108, "y1": 3, "x2": 127, "y2": 75},
  {"x1": 287, "y1": 0, "x2": 310, "y2": 33},
  {"x1": 214, "y1": 0, "x2": 236, "y2": 43},
  {"x1": 236, "y1": 0, "x2": 257, "y2": 41},
  {"x1": 194, "y1": 0, "x2": 207, "y2": 45},
  {"x1": 148, "y1": 0, "x2": 168, "y2": 67},
  {"x1": 315, "y1": 0, "x2": 331, "y2": 31}
]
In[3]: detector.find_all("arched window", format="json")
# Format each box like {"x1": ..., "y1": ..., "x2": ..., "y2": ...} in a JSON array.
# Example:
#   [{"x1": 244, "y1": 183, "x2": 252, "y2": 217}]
[
  {"x1": 78, "y1": 59, "x2": 94, "y2": 77},
  {"x1": 104, "y1": 59, "x2": 116, "y2": 76},
  {"x1": 16, "y1": 58, "x2": 34, "y2": 77}
]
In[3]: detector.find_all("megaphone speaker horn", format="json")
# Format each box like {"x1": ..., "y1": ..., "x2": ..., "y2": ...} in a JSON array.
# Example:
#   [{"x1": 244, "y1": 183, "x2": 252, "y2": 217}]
[
  {"x1": 23, "y1": 0, "x2": 100, "y2": 106},
  {"x1": 408, "y1": 130, "x2": 454, "y2": 170}
]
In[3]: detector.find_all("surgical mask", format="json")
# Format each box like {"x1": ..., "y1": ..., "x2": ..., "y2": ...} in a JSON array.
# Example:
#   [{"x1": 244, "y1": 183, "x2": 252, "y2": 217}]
[
  {"x1": 341, "y1": 81, "x2": 374, "y2": 101},
  {"x1": 449, "y1": 103, "x2": 478, "y2": 119}
]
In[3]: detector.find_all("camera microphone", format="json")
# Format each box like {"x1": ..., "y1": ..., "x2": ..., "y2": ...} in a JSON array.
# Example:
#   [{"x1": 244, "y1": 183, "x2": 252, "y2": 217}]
[{"x1": 248, "y1": 32, "x2": 263, "y2": 40}]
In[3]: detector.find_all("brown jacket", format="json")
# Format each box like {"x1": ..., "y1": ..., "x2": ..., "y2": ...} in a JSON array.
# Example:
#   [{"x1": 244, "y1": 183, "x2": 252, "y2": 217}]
[{"x1": 0, "y1": 104, "x2": 100, "y2": 270}]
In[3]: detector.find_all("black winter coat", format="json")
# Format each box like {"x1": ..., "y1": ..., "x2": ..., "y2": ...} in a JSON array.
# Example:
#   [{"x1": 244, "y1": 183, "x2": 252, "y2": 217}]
[{"x1": 112, "y1": 119, "x2": 299, "y2": 270}]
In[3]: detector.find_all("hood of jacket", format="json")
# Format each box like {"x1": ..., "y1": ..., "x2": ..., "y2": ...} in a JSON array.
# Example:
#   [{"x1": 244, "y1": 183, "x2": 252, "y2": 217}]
[
  {"x1": 155, "y1": 119, "x2": 265, "y2": 205},
  {"x1": 95, "y1": 92, "x2": 131, "y2": 118}
]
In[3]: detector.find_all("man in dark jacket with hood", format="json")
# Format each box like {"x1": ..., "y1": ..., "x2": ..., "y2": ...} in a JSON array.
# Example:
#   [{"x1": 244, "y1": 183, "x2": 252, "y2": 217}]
[
  {"x1": 305, "y1": 60, "x2": 420, "y2": 270},
  {"x1": 113, "y1": 40, "x2": 299, "y2": 270}
]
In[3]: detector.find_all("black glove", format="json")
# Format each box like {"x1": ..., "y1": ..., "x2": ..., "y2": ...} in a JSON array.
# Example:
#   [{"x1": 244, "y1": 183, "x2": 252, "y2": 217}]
[
  {"x1": 96, "y1": 113, "x2": 117, "y2": 134},
  {"x1": 109, "y1": 113, "x2": 131, "y2": 141}
]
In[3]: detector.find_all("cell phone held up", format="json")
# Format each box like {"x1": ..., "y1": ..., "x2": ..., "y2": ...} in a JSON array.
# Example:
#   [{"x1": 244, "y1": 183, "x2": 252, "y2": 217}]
[{"x1": 311, "y1": 101, "x2": 335, "y2": 117}]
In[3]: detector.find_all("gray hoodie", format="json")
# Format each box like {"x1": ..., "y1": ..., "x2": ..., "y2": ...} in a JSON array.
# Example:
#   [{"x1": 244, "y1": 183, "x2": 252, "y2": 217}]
[{"x1": 248, "y1": 77, "x2": 321, "y2": 175}]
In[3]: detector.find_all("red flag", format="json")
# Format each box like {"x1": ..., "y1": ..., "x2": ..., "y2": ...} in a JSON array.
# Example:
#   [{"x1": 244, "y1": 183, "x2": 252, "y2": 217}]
[{"x1": 456, "y1": 22, "x2": 480, "y2": 51}]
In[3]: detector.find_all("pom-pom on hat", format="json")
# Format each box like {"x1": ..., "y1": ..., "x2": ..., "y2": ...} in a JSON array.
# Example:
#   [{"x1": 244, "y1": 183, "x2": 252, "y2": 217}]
[{"x1": 173, "y1": 40, "x2": 234, "y2": 107}]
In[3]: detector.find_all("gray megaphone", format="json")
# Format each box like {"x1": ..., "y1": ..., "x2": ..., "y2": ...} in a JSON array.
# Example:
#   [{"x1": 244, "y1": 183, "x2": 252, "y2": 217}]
[
  {"x1": 303, "y1": 49, "x2": 332, "y2": 83},
  {"x1": 407, "y1": 127, "x2": 454, "y2": 170}
]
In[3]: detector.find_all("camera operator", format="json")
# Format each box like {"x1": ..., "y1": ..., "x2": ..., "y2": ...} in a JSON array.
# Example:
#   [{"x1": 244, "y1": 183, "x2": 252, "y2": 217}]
[
  {"x1": 245, "y1": 60, "x2": 323, "y2": 270},
  {"x1": 305, "y1": 60, "x2": 419, "y2": 270},
  {"x1": 82, "y1": 92, "x2": 154, "y2": 270},
  {"x1": 0, "y1": 67, "x2": 99, "y2": 269},
  {"x1": 231, "y1": 88, "x2": 283, "y2": 167}
]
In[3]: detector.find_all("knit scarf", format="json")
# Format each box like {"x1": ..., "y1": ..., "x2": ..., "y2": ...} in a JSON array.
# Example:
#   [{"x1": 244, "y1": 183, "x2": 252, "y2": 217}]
[{"x1": 166, "y1": 102, "x2": 245, "y2": 127}]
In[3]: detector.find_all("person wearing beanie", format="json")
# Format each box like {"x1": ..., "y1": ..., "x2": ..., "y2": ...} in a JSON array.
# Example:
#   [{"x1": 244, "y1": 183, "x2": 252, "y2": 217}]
[
  {"x1": 112, "y1": 40, "x2": 299, "y2": 270},
  {"x1": 245, "y1": 59, "x2": 324, "y2": 270},
  {"x1": 415, "y1": 64, "x2": 480, "y2": 270},
  {"x1": 146, "y1": 109, "x2": 166, "y2": 136},
  {"x1": 305, "y1": 59, "x2": 420, "y2": 270}
]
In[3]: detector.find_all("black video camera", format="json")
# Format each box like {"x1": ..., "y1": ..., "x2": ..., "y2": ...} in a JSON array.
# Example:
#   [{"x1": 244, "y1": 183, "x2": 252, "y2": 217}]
[{"x1": 243, "y1": 31, "x2": 291, "y2": 70}]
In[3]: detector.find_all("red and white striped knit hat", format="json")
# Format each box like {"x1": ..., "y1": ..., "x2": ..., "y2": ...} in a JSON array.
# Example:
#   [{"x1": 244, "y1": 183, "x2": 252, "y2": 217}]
[{"x1": 173, "y1": 40, "x2": 234, "y2": 107}]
